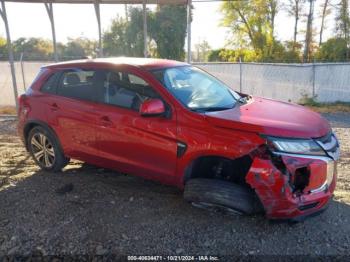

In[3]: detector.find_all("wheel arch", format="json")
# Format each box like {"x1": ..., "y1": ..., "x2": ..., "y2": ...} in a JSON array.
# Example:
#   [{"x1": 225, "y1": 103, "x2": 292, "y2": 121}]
[
  {"x1": 183, "y1": 154, "x2": 254, "y2": 187},
  {"x1": 183, "y1": 154, "x2": 265, "y2": 215},
  {"x1": 23, "y1": 120, "x2": 63, "y2": 153}
]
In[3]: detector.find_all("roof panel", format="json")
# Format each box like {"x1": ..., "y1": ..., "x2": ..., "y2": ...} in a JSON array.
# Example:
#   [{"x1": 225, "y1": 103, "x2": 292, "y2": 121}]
[
  {"x1": 44, "y1": 57, "x2": 187, "y2": 70},
  {"x1": 4, "y1": 0, "x2": 187, "y2": 4}
]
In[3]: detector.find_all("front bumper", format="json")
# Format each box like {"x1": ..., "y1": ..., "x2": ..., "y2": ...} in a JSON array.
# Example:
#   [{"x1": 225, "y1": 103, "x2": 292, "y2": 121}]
[{"x1": 246, "y1": 133, "x2": 339, "y2": 220}]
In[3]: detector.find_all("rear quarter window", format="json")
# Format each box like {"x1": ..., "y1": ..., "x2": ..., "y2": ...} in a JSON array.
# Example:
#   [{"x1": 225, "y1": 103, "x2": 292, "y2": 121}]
[
  {"x1": 25, "y1": 68, "x2": 47, "y2": 94},
  {"x1": 40, "y1": 72, "x2": 61, "y2": 94}
]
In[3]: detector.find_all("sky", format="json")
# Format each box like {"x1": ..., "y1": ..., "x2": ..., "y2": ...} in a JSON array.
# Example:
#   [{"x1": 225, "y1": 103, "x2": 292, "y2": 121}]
[{"x1": 0, "y1": 1, "x2": 336, "y2": 50}]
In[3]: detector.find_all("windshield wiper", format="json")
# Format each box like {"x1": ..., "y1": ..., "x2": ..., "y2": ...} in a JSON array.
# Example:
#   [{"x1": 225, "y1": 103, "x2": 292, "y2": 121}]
[{"x1": 191, "y1": 106, "x2": 233, "y2": 113}]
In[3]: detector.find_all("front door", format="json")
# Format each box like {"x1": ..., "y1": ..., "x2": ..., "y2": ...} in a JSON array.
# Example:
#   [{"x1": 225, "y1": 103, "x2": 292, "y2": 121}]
[{"x1": 93, "y1": 69, "x2": 178, "y2": 184}]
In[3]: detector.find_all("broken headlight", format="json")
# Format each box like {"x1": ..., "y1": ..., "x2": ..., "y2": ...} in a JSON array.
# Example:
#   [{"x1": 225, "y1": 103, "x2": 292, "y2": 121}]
[{"x1": 266, "y1": 136, "x2": 326, "y2": 156}]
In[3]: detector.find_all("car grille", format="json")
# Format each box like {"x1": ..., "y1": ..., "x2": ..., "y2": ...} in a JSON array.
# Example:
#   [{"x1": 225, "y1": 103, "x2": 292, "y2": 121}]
[{"x1": 314, "y1": 132, "x2": 340, "y2": 160}]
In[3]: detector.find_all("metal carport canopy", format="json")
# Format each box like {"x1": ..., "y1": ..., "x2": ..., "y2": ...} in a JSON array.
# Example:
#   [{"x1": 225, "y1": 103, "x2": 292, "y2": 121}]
[
  {"x1": 0, "y1": 0, "x2": 191, "y2": 112},
  {"x1": 5, "y1": 0, "x2": 186, "y2": 3}
]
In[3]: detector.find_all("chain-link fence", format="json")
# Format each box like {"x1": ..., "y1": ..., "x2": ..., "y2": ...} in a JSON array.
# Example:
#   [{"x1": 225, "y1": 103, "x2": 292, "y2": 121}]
[
  {"x1": 196, "y1": 62, "x2": 350, "y2": 103},
  {"x1": 1, "y1": 61, "x2": 350, "y2": 106},
  {"x1": 0, "y1": 61, "x2": 52, "y2": 106}
]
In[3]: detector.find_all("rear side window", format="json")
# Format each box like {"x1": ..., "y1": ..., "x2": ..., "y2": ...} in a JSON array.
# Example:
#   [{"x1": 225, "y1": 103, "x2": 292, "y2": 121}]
[
  {"x1": 45, "y1": 68, "x2": 160, "y2": 108},
  {"x1": 57, "y1": 70, "x2": 95, "y2": 102},
  {"x1": 41, "y1": 72, "x2": 61, "y2": 94}
]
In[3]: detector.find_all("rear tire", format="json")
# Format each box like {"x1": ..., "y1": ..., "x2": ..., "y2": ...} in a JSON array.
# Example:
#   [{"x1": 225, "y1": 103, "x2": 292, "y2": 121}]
[
  {"x1": 184, "y1": 178, "x2": 263, "y2": 215},
  {"x1": 27, "y1": 126, "x2": 69, "y2": 172}
]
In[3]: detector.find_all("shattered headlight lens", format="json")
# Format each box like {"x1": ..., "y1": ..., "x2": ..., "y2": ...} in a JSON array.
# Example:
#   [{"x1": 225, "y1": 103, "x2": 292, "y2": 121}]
[{"x1": 266, "y1": 136, "x2": 326, "y2": 156}]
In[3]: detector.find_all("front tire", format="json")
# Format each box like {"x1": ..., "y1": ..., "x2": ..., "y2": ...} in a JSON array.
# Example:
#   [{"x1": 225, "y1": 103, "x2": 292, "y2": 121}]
[
  {"x1": 27, "y1": 126, "x2": 69, "y2": 172},
  {"x1": 184, "y1": 178, "x2": 263, "y2": 215}
]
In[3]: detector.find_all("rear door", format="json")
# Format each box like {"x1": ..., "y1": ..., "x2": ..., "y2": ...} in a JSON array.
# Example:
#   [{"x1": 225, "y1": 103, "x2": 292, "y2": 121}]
[
  {"x1": 45, "y1": 68, "x2": 100, "y2": 161},
  {"x1": 93, "y1": 68, "x2": 178, "y2": 184}
]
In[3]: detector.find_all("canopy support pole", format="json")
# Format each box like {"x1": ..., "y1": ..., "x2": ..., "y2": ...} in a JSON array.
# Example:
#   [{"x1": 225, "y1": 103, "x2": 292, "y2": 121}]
[
  {"x1": 44, "y1": 2, "x2": 58, "y2": 62},
  {"x1": 0, "y1": 0, "x2": 18, "y2": 112},
  {"x1": 143, "y1": 0, "x2": 148, "y2": 58},
  {"x1": 124, "y1": 4, "x2": 128, "y2": 22},
  {"x1": 186, "y1": 0, "x2": 191, "y2": 63},
  {"x1": 94, "y1": 1, "x2": 103, "y2": 57}
]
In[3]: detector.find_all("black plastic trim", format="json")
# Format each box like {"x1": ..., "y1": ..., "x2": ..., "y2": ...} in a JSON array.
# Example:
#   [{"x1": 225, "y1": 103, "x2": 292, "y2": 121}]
[{"x1": 177, "y1": 142, "x2": 187, "y2": 158}]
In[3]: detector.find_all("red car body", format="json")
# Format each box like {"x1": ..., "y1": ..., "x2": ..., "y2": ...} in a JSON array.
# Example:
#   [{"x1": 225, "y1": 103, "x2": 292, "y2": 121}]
[{"x1": 18, "y1": 58, "x2": 339, "y2": 220}]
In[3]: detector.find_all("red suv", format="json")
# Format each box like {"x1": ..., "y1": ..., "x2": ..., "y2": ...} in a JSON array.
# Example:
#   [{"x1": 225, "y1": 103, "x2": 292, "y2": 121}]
[{"x1": 18, "y1": 58, "x2": 339, "y2": 221}]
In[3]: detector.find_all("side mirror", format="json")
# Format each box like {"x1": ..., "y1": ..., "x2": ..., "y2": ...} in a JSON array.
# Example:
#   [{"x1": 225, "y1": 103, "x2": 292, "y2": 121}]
[{"x1": 139, "y1": 98, "x2": 165, "y2": 117}]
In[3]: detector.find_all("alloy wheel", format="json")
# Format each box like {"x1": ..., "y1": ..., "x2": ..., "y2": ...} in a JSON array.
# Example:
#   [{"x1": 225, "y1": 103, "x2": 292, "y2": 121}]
[{"x1": 30, "y1": 132, "x2": 56, "y2": 168}]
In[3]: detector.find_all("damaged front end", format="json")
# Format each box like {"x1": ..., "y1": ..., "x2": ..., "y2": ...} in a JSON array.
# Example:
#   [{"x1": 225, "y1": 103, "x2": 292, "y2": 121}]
[{"x1": 246, "y1": 132, "x2": 340, "y2": 220}]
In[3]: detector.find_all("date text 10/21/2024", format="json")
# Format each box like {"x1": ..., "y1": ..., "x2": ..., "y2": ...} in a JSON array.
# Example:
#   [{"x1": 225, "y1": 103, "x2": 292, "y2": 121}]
[{"x1": 127, "y1": 256, "x2": 220, "y2": 261}]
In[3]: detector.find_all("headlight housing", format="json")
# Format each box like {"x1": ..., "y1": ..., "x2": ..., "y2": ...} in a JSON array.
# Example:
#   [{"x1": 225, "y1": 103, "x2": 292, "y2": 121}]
[{"x1": 266, "y1": 136, "x2": 326, "y2": 156}]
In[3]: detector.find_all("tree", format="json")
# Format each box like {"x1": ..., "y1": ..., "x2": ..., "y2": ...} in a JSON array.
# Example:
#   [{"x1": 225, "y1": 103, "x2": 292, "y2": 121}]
[
  {"x1": 62, "y1": 37, "x2": 97, "y2": 59},
  {"x1": 103, "y1": 16, "x2": 130, "y2": 56},
  {"x1": 0, "y1": 36, "x2": 97, "y2": 61},
  {"x1": 220, "y1": 0, "x2": 279, "y2": 60},
  {"x1": 103, "y1": 5, "x2": 188, "y2": 60},
  {"x1": 285, "y1": 0, "x2": 304, "y2": 51},
  {"x1": 281, "y1": 40, "x2": 303, "y2": 62},
  {"x1": 104, "y1": 7, "x2": 152, "y2": 57},
  {"x1": 0, "y1": 36, "x2": 7, "y2": 60},
  {"x1": 151, "y1": 4, "x2": 187, "y2": 60},
  {"x1": 319, "y1": 0, "x2": 331, "y2": 46},
  {"x1": 12, "y1": 37, "x2": 53, "y2": 60},
  {"x1": 103, "y1": 7, "x2": 151, "y2": 57},
  {"x1": 303, "y1": 0, "x2": 315, "y2": 62},
  {"x1": 194, "y1": 40, "x2": 211, "y2": 62},
  {"x1": 208, "y1": 49, "x2": 226, "y2": 62},
  {"x1": 266, "y1": 0, "x2": 279, "y2": 40},
  {"x1": 316, "y1": 37, "x2": 348, "y2": 61},
  {"x1": 126, "y1": 7, "x2": 151, "y2": 57},
  {"x1": 335, "y1": 0, "x2": 350, "y2": 58},
  {"x1": 62, "y1": 40, "x2": 84, "y2": 59}
]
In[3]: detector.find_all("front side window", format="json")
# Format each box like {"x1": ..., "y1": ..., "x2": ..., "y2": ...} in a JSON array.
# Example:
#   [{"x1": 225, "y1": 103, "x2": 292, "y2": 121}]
[
  {"x1": 152, "y1": 66, "x2": 240, "y2": 112},
  {"x1": 96, "y1": 70, "x2": 160, "y2": 111}
]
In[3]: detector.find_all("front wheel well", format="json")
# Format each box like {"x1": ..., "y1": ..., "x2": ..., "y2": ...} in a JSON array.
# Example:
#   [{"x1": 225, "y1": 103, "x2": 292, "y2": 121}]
[
  {"x1": 184, "y1": 155, "x2": 254, "y2": 188},
  {"x1": 183, "y1": 155, "x2": 265, "y2": 214}
]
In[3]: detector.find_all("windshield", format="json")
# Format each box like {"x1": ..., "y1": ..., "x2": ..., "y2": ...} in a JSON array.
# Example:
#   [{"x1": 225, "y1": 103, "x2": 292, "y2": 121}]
[{"x1": 152, "y1": 66, "x2": 240, "y2": 112}]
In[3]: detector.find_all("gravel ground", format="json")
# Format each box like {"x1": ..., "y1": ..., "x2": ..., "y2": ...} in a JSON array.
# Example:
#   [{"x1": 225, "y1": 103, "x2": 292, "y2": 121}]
[{"x1": 0, "y1": 113, "x2": 349, "y2": 258}]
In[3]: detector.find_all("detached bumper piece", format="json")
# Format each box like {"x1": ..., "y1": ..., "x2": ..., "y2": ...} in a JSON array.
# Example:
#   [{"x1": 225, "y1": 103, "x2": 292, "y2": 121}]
[{"x1": 246, "y1": 132, "x2": 339, "y2": 220}]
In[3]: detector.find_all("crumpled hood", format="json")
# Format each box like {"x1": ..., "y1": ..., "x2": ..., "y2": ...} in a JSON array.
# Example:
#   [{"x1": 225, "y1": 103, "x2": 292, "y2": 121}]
[{"x1": 205, "y1": 97, "x2": 331, "y2": 138}]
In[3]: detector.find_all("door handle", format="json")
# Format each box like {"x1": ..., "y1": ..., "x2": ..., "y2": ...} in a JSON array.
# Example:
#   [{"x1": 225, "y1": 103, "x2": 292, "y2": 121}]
[
  {"x1": 100, "y1": 116, "x2": 114, "y2": 127},
  {"x1": 50, "y1": 103, "x2": 59, "y2": 112}
]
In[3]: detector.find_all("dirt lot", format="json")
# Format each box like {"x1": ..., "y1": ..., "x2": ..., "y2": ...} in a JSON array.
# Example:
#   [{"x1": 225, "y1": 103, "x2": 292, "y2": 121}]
[{"x1": 0, "y1": 113, "x2": 349, "y2": 258}]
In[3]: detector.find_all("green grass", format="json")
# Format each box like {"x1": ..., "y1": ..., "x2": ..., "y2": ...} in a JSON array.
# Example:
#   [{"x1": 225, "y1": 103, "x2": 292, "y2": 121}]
[{"x1": 299, "y1": 96, "x2": 350, "y2": 113}]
